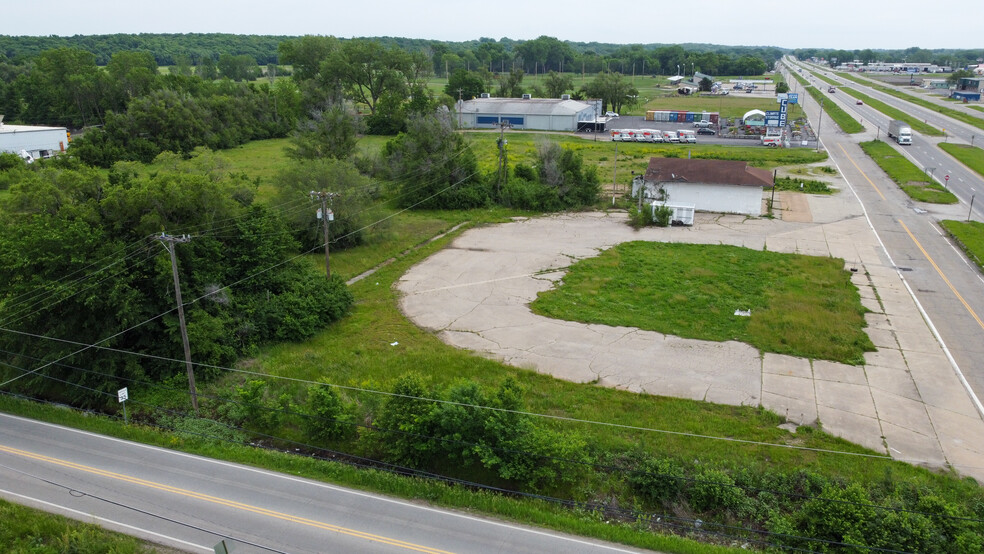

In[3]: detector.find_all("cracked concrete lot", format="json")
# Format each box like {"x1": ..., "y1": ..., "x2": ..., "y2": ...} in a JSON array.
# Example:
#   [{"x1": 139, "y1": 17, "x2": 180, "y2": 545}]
[{"x1": 396, "y1": 195, "x2": 984, "y2": 480}]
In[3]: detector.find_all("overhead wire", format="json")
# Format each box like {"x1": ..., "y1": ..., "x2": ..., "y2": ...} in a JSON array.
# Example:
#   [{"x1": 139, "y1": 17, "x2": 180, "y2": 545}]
[
  {"x1": 3, "y1": 351, "x2": 981, "y2": 531},
  {"x1": 0, "y1": 462, "x2": 289, "y2": 554},
  {"x1": 0, "y1": 384, "x2": 932, "y2": 554}
]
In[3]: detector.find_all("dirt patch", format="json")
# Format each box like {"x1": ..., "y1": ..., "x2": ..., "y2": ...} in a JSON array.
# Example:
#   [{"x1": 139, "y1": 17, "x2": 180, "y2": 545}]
[{"x1": 778, "y1": 191, "x2": 812, "y2": 222}]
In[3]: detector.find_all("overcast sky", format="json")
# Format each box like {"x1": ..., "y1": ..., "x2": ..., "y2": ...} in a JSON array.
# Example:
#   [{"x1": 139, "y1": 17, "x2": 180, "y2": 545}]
[{"x1": 2, "y1": 0, "x2": 978, "y2": 51}]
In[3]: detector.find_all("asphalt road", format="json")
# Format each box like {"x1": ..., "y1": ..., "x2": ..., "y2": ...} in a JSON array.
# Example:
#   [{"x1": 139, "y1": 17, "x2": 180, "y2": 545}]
[
  {"x1": 789, "y1": 59, "x2": 983, "y2": 216},
  {"x1": 0, "y1": 413, "x2": 650, "y2": 554},
  {"x1": 783, "y1": 60, "x2": 984, "y2": 412}
]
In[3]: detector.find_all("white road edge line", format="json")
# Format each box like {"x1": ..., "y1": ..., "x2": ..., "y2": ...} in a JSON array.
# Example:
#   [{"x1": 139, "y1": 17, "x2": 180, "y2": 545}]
[
  {"x1": 828, "y1": 148, "x2": 984, "y2": 420},
  {"x1": 0, "y1": 487, "x2": 211, "y2": 552},
  {"x1": 0, "y1": 413, "x2": 643, "y2": 553}
]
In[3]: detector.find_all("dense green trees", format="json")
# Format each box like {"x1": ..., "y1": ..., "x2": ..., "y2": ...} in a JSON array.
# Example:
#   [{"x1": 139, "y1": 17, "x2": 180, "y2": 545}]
[
  {"x1": 384, "y1": 109, "x2": 488, "y2": 210},
  {"x1": 0, "y1": 152, "x2": 352, "y2": 407},
  {"x1": 581, "y1": 71, "x2": 638, "y2": 115}
]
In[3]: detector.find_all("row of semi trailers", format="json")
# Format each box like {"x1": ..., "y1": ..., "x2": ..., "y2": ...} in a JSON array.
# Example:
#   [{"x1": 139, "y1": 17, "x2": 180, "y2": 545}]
[{"x1": 611, "y1": 129, "x2": 697, "y2": 143}]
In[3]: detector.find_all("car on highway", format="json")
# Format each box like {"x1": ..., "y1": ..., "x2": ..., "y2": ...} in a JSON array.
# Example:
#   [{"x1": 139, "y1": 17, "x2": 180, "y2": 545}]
[
  {"x1": 856, "y1": 100, "x2": 863, "y2": 105},
  {"x1": 697, "y1": 128, "x2": 716, "y2": 135}
]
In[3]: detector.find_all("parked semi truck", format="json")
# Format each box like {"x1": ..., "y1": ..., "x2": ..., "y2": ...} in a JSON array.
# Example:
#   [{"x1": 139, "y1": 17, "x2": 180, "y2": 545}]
[{"x1": 887, "y1": 120, "x2": 912, "y2": 145}]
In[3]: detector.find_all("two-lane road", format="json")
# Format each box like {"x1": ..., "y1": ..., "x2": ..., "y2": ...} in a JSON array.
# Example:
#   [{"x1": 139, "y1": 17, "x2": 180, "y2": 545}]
[{"x1": 0, "y1": 413, "x2": 649, "y2": 554}]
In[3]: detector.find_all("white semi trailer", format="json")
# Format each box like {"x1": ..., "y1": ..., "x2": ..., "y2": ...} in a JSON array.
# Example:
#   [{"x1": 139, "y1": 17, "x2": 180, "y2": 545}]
[{"x1": 887, "y1": 120, "x2": 912, "y2": 145}]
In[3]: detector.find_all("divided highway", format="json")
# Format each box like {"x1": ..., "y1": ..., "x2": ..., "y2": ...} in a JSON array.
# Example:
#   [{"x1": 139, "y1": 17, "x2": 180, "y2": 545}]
[
  {"x1": 785, "y1": 59, "x2": 984, "y2": 411},
  {"x1": 0, "y1": 413, "x2": 648, "y2": 554}
]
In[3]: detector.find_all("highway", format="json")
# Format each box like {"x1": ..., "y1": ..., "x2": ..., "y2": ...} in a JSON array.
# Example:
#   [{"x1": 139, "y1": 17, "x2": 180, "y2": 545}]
[
  {"x1": 796, "y1": 61, "x2": 984, "y2": 221},
  {"x1": 0, "y1": 413, "x2": 649, "y2": 554},
  {"x1": 784, "y1": 59, "x2": 984, "y2": 411}
]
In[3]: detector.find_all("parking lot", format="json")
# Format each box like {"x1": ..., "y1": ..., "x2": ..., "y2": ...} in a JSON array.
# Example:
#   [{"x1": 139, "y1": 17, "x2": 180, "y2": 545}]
[{"x1": 582, "y1": 116, "x2": 817, "y2": 148}]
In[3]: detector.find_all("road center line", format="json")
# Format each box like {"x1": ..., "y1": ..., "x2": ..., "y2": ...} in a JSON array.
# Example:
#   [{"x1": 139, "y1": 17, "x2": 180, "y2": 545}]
[
  {"x1": 838, "y1": 144, "x2": 886, "y2": 201},
  {"x1": 0, "y1": 445, "x2": 454, "y2": 554},
  {"x1": 897, "y1": 220, "x2": 984, "y2": 332}
]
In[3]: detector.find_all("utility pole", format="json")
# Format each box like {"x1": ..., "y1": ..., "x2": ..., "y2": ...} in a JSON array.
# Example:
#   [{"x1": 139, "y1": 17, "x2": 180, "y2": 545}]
[
  {"x1": 612, "y1": 141, "x2": 619, "y2": 206},
  {"x1": 156, "y1": 233, "x2": 198, "y2": 415},
  {"x1": 815, "y1": 97, "x2": 825, "y2": 153},
  {"x1": 496, "y1": 121, "x2": 510, "y2": 200},
  {"x1": 310, "y1": 191, "x2": 338, "y2": 279},
  {"x1": 457, "y1": 89, "x2": 463, "y2": 127}
]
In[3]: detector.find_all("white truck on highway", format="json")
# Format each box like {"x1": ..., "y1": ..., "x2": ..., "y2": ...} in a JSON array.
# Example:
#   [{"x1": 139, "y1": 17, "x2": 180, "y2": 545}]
[{"x1": 887, "y1": 120, "x2": 912, "y2": 145}]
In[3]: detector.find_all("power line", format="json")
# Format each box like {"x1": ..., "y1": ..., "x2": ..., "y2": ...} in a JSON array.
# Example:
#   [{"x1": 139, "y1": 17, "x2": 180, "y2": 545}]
[{"x1": 0, "y1": 462, "x2": 288, "y2": 554}]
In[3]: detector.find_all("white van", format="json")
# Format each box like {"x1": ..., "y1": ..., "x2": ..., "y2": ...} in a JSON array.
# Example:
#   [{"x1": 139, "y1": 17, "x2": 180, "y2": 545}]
[
  {"x1": 677, "y1": 130, "x2": 697, "y2": 143},
  {"x1": 662, "y1": 130, "x2": 680, "y2": 143}
]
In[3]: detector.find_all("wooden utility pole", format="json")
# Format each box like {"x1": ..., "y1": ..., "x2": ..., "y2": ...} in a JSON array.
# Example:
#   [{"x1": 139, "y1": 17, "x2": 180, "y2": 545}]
[
  {"x1": 310, "y1": 191, "x2": 338, "y2": 279},
  {"x1": 156, "y1": 233, "x2": 198, "y2": 414},
  {"x1": 496, "y1": 121, "x2": 510, "y2": 200}
]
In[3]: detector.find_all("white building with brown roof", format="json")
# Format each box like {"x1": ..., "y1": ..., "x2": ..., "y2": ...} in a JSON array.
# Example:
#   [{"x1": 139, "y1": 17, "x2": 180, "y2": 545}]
[{"x1": 638, "y1": 157, "x2": 773, "y2": 216}]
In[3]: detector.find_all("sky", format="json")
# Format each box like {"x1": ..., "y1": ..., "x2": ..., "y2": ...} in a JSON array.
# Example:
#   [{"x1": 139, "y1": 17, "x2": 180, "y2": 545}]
[{"x1": 2, "y1": 0, "x2": 979, "y2": 51}]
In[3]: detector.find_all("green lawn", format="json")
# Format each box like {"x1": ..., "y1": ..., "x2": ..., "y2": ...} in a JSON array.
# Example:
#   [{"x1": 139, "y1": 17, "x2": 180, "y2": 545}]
[
  {"x1": 531, "y1": 242, "x2": 873, "y2": 364},
  {"x1": 940, "y1": 220, "x2": 984, "y2": 273},
  {"x1": 939, "y1": 143, "x2": 984, "y2": 179},
  {"x1": 859, "y1": 140, "x2": 958, "y2": 203}
]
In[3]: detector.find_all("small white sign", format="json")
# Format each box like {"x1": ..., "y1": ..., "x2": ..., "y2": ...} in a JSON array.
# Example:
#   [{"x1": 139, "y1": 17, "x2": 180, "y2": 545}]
[{"x1": 117, "y1": 387, "x2": 129, "y2": 403}]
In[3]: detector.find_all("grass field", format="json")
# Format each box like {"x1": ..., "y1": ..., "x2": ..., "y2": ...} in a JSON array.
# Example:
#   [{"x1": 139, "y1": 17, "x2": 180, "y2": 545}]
[
  {"x1": 939, "y1": 143, "x2": 984, "y2": 179},
  {"x1": 940, "y1": 220, "x2": 984, "y2": 273},
  {"x1": 835, "y1": 72, "x2": 984, "y2": 133},
  {"x1": 859, "y1": 140, "x2": 958, "y2": 203},
  {"x1": 531, "y1": 241, "x2": 873, "y2": 364}
]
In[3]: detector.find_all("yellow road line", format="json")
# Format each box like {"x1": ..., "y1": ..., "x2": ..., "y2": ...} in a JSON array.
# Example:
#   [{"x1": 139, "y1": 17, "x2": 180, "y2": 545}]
[
  {"x1": 0, "y1": 444, "x2": 454, "y2": 554},
  {"x1": 898, "y1": 220, "x2": 984, "y2": 332},
  {"x1": 838, "y1": 143, "x2": 887, "y2": 201}
]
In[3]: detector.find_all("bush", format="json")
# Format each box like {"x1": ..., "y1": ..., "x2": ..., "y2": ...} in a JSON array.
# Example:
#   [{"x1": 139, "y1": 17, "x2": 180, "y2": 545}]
[
  {"x1": 627, "y1": 455, "x2": 686, "y2": 504},
  {"x1": 688, "y1": 467, "x2": 747, "y2": 514},
  {"x1": 304, "y1": 380, "x2": 353, "y2": 443},
  {"x1": 652, "y1": 204, "x2": 672, "y2": 227}
]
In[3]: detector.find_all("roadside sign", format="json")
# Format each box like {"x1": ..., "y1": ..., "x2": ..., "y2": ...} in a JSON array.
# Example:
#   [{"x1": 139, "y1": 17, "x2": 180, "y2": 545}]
[
  {"x1": 118, "y1": 387, "x2": 128, "y2": 403},
  {"x1": 788, "y1": 93, "x2": 799, "y2": 104},
  {"x1": 776, "y1": 93, "x2": 787, "y2": 102}
]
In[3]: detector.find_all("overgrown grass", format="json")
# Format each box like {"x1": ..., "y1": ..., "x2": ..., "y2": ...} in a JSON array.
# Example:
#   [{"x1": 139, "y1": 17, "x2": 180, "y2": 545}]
[
  {"x1": 0, "y1": 497, "x2": 155, "y2": 553},
  {"x1": 788, "y1": 71, "x2": 864, "y2": 134},
  {"x1": 939, "y1": 143, "x2": 984, "y2": 179},
  {"x1": 463, "y1": 132, "x2": 826, "y2": 189},
  {"x1": 940, "y1": 220, "x2": 984, "y2": 273},
  {"x1": 531, "y1": 242, "x2": 873, "y2": 364},
  {"x1": 774, "y1": 176, "x2": 833, "y2": 194},
  {"x1": 835, "y1": 71, "x2": 984, "y2": 133},
  {"x1": 859, "y1": 140, "x2": 958, "y2": 203}
]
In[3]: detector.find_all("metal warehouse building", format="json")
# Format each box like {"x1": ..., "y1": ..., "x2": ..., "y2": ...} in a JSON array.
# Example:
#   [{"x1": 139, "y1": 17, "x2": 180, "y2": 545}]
[
  {"x1": 0, "y1": 118, "x2": 69, "y2": 162},
  {"x1": 455, "y1": 96, "x2": 600, "y2": 132}
]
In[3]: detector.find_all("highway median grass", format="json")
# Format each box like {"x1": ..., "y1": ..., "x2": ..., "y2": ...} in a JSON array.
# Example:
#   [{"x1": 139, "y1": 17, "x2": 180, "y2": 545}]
[
  {"x1": 940, "y1": 220, "x2": 984, "y2": 273},
  {"x1": 789, "y1": 70, "x2": 864, "y2": 134},
  {"x1": 860, "y1": 140, "x2": 958, "y2": 203},
  {"x1": 939, "y1": 143, "x2": 984, "y2": 180},
  {"x1": 833, "y1": 85, "x2": 943, "y2": 137},
  {"x1": 835, "y1": 71, "x2": 984, "y2": 134}
]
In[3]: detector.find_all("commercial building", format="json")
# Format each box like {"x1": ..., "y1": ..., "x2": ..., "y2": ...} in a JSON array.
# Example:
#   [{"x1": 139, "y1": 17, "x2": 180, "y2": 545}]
[
  {"x1": 454, "y1": 95, "x2": 600, "y2": 132},
  {"x1": 635, "y1": 157, "x2": 773, "y2": 216},
  {"x1": 0, "y1": 118, "x2": 70, "y2": 162}
]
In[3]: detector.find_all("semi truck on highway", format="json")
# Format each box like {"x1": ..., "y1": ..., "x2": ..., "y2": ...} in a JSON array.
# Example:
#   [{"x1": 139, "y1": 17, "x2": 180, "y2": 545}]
[{"x1": 888, "y1": 120, "x2": 912, "y2": 145}]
